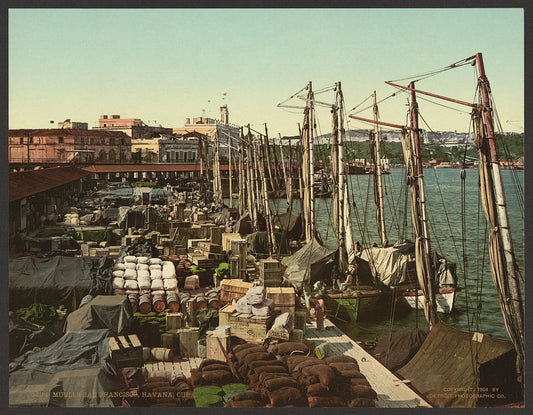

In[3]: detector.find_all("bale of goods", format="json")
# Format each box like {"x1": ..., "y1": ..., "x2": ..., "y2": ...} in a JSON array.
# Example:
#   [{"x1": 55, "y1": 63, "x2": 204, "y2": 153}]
[
  {"x1": 245, "y1": 285, "x2": 265, "y2": 305},
  {"x1": 124, "y1": 256, "x2": 138, "y2": 263},
  {"x1": 114, "y1": 263, "x2": 126, "y2": 271},
  {"x1": 124, "y1": 269, "x2": 137, "y2": 280},
  {"x1": 112, "y1": 270, "x2": 125, "y2": 278},
  {"x1": 137, "y1": 269, "x2": 150, "y2": 279},
  {"x1": 149, "y1": 264, "x2": 162, "y2": 272},
  {"x1": 151, "y1": 347, "x2": 174, "y2": 361},
  {"x1": 163, "y1": 278, "x2": 178, "y2": 291},
  {"x1": 268, "y1": 341, "x2": 309, "y2": 357},
  {"x1": 251, "y1": 298, "x2": 273, "y2": 317},
  {"x1": 137, "y1": 256, "x2": 150, "y2": 264},
  {"x1": 232, "y1": 342, "x2": 262, "y2": 354},
  {"x1": 308, "y1": 396, "x2": 347, "y2": 407},
  {"x1": 201, "y1": 370, "x2": 235, "y2": 385},
  {"x1": 124, "y1": 262, "x2": 137, "y2": 270},
  {"x1": 139, "y1": 293, "x2": 153, "y2": 314},
  {"x1": 136, "y1": 263, "x2": 149, "y2": 271},
  {"x1": 151, "y1": 279, "x2": 164, "y2": 291},
  {"x1": 166, "y1": 293, "x2": 180, "y2": 313},
  {"x1": 112, "y1": 278, "x2": 124, "y2": 289},
  {"x1": 235, "y1": 296, "x2": 252, "y2": 314},
  {"x1": 268, "y1": 387, "x2": 306, "y2": 407},
  {"x1": 124, "y1": 279, "x2": 139, "y2": 290},
  {"x1": 138, "y1": 277, "x2": 151, "y2": 290},
  {"x1": 150, "y1": 269, "x2": 163, "y2": 279},
  {"x1": 152, "y1": 293, "x2": 166, "y2": 312},
  {"x1": 150, "y1": 257, "x2": 163, "y2": 265}
]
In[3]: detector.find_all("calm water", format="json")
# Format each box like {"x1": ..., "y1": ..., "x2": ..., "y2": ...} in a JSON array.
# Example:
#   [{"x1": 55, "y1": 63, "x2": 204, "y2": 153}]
[{"x1": 268, "y1": 167, "x2": 524, "y2": 342}]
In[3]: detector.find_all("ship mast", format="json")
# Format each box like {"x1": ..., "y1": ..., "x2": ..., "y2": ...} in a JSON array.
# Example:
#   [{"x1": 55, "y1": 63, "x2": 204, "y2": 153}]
[
  {"x1": 408, "y1": 81, "x2": 439, "y2": 328},
  {"x1": 371, "y1": 91, "x2": 388, "y2": 247},
  {"x1": 473, "y1": 52, "x2": 524, "y2": 381}
]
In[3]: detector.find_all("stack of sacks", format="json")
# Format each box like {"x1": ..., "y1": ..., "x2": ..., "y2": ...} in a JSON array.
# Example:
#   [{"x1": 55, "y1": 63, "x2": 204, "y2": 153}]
[
  {"x1": 138, "y1": 374, "x2": 194, "y2": 407},
  {"x1": 112, "y1": 262, "x2": 126, "y2": 295},
  {"x1": 234, "y1": 286, "x2": 273, "y2": 317},
  {"x1": 323, "y1": 355, "x2": 377, "y2": 407},
  {"x1": 161, "y1": 260, "x2": 178, "y2": 295},
  {"x1": 287, "y1": 355, "x2": 346, "y2": 407},
  {"x1": 221, "y1": 383, "x2": 255, "y2": 407},
  {"x1": 189, "y1": 359, "x2": 237, "y2": 388},
  {"x1": 229, "y1": 343, "x2": 305, "y2": 407}
]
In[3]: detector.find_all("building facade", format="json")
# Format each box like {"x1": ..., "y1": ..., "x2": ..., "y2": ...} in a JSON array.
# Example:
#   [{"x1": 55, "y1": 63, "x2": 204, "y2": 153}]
[
  {"x1": 57, "y1": 119, "x2": 89, "y2": 130},
  {"x1": 95, "y1": 114, "x2": 173, "y2": 138},
  {"x1": 9, "y1": 129, "x2": 132, "y2": 164}
]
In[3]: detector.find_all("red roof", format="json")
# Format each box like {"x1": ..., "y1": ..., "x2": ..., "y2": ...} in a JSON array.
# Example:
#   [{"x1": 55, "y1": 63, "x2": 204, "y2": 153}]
[
  {"x1": 9, "y1": 166, "x2": 90, "y2": 202},
  {"x1": 9, "y1": 129, "x2": 130, "y2": 138}
]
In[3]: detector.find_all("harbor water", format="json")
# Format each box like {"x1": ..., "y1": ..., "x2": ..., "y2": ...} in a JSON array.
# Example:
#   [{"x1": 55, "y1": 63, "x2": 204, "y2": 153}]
[{"x1": 267, "y1": 167, "x2": 524, "y2": 342}]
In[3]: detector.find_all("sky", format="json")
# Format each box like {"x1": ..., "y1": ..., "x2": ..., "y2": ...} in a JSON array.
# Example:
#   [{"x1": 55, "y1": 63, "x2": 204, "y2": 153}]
[{"x1": 9, "y1": 8, "x2": 524, "y2": 137}]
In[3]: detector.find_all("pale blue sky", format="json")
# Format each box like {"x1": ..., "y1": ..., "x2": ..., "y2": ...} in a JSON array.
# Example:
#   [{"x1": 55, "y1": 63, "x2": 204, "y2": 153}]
[{"x1": 9, "y1": 8, "x2": 524, "y2": 136}]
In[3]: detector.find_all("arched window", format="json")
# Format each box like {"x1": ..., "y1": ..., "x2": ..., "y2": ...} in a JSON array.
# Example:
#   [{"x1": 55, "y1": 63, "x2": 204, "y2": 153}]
[
  {"x1": 98, "y1": 150, "x2": 107, "y2": 161},
  {"x1": 108, "y1": 149, "x2": 116, "y2": 160}
]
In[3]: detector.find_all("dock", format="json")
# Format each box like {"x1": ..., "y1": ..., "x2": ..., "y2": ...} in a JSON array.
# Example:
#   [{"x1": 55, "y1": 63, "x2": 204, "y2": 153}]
[{"x1": 306, "y1": 319, "x2": 431, "y2": 408}]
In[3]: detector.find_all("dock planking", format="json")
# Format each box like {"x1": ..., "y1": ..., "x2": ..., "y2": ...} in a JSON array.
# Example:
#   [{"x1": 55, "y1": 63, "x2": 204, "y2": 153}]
[{"x1": 306, "y1": 319, "x2": 431, "y2": 408}]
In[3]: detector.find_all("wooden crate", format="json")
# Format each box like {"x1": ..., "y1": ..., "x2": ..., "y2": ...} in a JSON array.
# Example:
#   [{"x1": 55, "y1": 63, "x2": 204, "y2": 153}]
[
  {"x1": 266, "y1": 287, "x2": 295, "y2": 327},
  {"x1": 197, "y1": 242, "x2": 222, "y2": 254},
  {"x1": 220, "y1": 279, "x2": 253, "y2": 305},
  {"x1": 222, "y1": 233, "x2": 244, "y2": 253},
  {"x1": 260, "y1": 271, "x2": 283, "y2": 287},
  {"x1": 109, "y1": 334, "x2": 143, "y2": 368},
  {"x1": 228, "y1": 312, "x2": 275, "y2": 341},
  {"x1": 219, "y1": 304, "x2": 235, "y2": 327},
  {"x1": 210, "y1": 226, "x2": 224, "y2": 245},
  {"x1": 206, "y1": 333, "x2": 230, "y2": 362},
  {"x1": 178, "y1": 328, "x2": 200, "y2": 357},
  {"x1": 259, "y1": 258, "x2": 282, "y2": 273},
  {"x1": 165, "y1": 312, "x2": 184, "y2": 331}
]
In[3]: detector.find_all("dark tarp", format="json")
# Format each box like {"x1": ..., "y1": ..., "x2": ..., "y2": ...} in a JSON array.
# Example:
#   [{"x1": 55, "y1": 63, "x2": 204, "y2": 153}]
[
  {"x1": 370, "y1": 327, "x2": 428, "y2": 372},
  {"x1": 64, "y1": 295, "x2": 134, "y2": 335},
  {"x1": 272, "y1": 210, "x2": 303, "y2": 241},
  {"x1": 9, "y1": 256, "x2": 96, "y2": 311},
  {"x1": 397, "y1": 322, "x2": 520, "y2": 407},
  {"x1": 9, "y1": 312, "x2": 56, "y2": 360},
  {"x1": 246, "y1": 231, "x2": 289, "y2": 255},
  {"x1": 233, "y1": 211, "x2": 266, "y2": 235},
  {"x1": 9, "y1": 329, "x2": 120, "y2": 407},
  {"x1": 281, "y1": 238, "x2": 336, "y2": 291}
]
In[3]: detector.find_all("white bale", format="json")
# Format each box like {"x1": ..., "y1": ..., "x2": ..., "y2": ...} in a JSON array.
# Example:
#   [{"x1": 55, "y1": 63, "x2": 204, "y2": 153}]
[
  {"x1": 124, "y1": 280, "x2": 139, "y2": 290},
  {"x1": 124, "y1": 255, "x2": 138, "y2": 263},
  {"x1": 124, "y1": 262, "x2": 137, "y2": 270},
  {"x1": 163, "y1": 278, "x2": 178, "y2": 291},
  {"x1": 149, "y1": 258, "x2": 162, "y2": 265},
  {"x1": 151, "y1": 279, "x2": 164, "y2": 291},
  {"x1": 151, "y1": 290, "x2": 166, "y2": 295},
  {"x1": 136, "y1": 263, "x2": 149, "y2": 271},
  {"x1": 162, "y1": 266, "x2": 176, "y2": 280},
  {"x1": 137, "y1": 256, "x2": 149, "y2": 264},
  {"x1": 112, "y1": 270, "x2": 125, "y2": 278},
  {"x1": 113, "y1": 263, "x2": 126, "y2": 271},
  {"x1": 149, "y1": 264, "x2": 162, "y2": 272},
  {"x1": 112, "y1": 278, "x2": 124, "y2": 290},
  {"x1": 138, "y1": 277, "x2": 151, "y2": 290},
  {"x1": 123, "y1": 269, "x2": 137, "y2": 280},
  {"x1": 137, "y1": 270, "x2": 150, "y2": 280}
]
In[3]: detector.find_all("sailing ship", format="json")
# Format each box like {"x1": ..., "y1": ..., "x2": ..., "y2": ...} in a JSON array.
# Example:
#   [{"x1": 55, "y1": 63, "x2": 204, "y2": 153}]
[{"x1": 349, "y1": 92, "x2": 460, "y2": 314}]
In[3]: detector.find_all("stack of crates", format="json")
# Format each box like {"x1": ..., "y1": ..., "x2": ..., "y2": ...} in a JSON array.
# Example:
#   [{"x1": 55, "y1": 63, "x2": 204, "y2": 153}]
[{"x1": 259, "y1": 258, "x2": 282, "y2": 287}]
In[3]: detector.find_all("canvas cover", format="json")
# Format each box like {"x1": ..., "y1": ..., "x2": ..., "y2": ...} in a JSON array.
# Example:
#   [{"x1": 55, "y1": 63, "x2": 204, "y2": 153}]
[
  {"x1": 9, "y1": 329, "x2": 119, "y2": 407},
  {"x1": 360, "y1": 242, "x2": 457, "y2": 288},
  {"x1": 360, "y1": 243, "x2": 415, "y2": 287},
  {"x1": 246, "y1": 231, "x2": 289, "y2": 255},
  {"x1": 272, "y1": 210, "x2": 303, "y2": 241},
  {"x1": 9, "y1": 256, "x2": 96, "y2": 311},
  {"x1": 370, "y1": 327, "x2": 428, "y2": 372},
  {"x1": 397, "y1": 322, "x2": 519, "y2": 407},
  {"x1": 64, "y1": 295, "x2": 134, "y2": 335},
  {"x1": 281, "y1": 238, "x2": 336, "y2": 290},
  {"x1": 9, "y1": 312, "x2": 56, "y2": 360}
]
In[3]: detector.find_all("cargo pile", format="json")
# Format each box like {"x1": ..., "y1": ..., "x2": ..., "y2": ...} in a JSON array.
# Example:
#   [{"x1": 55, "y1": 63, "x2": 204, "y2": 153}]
[{"x1": 111, "y1": 255, "x2": 179, "y2": 314}]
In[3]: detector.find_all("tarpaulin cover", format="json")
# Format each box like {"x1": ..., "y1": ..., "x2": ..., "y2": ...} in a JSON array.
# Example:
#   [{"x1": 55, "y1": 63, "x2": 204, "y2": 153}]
[
  {"x1": 272, "y1": 210, "x2": 303, "y2": 240},
  {"x1": 9, "y1": 329, "x2": 120, "y2": 407},
  {"x1": 75, "y1": 229, "x2": 112, "y2": 243},
  {"x1": 370, "y1": 327, "x2": 428, "y2": 372},
  {"x1": 9, "y1": 312, "x2": 56, "y2": 360},
  {"x1": 360, "y1": 243, "x2": 415, "y2": 287},
  {"x1": 360, "y1": 242, "x2": 457, "y2": 288},
  {"x1": 281, "y1": 238, "x2": 336, "y2": 290},
  {"x1": 64, "y1": 295, "x2": 134, "y2": 335},
  {"x1": 397, "y1": 322, "x2": 519, "y2": 407},
  {"x1": 246, "y1": 231, "x2": 289, "y2": 255},
  {"x1": 9, "y1": 256, "x2": 96, "y2": 311}
]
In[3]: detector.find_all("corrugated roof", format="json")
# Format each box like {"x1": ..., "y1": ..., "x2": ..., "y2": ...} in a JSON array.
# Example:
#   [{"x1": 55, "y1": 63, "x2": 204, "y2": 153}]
[
  {"x1": 9, "y1": 129, "x2": 130, "y2": 138},
  {"x1": 9, "y1": 166, "x2": 90, "y2": 202}
]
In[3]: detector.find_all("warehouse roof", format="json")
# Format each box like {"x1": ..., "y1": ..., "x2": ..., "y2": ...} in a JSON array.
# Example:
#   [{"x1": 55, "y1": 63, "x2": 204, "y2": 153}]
[{"x1": 9, "y1": 166, "x2": 90, "y2": 202}]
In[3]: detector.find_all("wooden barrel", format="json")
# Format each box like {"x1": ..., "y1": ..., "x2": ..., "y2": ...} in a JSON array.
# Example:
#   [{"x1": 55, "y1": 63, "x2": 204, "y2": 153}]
[
  {"x1": 208, "y1": 297, "x2": 220, "y2": 309},
  {"x1": 151, "y1": 347, "x2": 174, "y2": 362},
  {"x1": 129, "y1": 299, "x2": 139, "y2": 313},
  {"x1": 152, "y1": 293, "x2": 166, "y2": 313},
  {"x1": 142, "y1": 346, "x2": 152, "y2": 362},
  {"x1": 195, "y1": 295, "x2": 207, "y2": 310},
  {"x1": 139, "y1": 293, "x2": 153, "y2": 314},
  {"x1": 166, "y1": 292, "x2": 180, "y2": 312}
]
